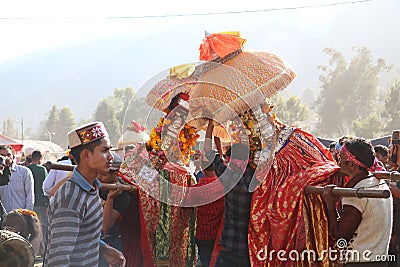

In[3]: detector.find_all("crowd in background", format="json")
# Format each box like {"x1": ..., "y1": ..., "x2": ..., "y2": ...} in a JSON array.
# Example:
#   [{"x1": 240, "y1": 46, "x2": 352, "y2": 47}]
[{"x1": 0, "y1": 127, "x2": 400, "y2": 267}]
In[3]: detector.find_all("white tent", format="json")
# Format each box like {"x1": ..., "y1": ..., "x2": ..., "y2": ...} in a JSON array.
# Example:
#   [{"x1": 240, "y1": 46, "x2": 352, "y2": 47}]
[{"x1": 20, "y1": 139, "x2": 66, "y2": 163}]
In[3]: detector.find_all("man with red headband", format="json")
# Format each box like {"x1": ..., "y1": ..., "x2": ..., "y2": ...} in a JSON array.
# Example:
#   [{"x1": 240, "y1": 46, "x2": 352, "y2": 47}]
[{"x1": 323, "y1": 137, "x2": 392, "y2": 266}]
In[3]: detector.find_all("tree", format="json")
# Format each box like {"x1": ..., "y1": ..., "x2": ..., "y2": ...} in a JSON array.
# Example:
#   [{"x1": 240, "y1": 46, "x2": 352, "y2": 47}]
[
  {"x1": 2, "y1": 118, "x2": 18, "y2": 139},
  {"x1": 271, "y1": 94, "x2": 309, "y2": 126},
  {"x1": 53, "y1": 107, "x2": 76, "y2": 149},
  {"x1": 112, "y1": 87, "x2": 160, "y2": 131},
  {"x1": 315, "y1": 47, "x2": 391, "y2": 138},
  {"x1": 46, "y1": 105, "x2": 59, "y2": 134},
  {"x1": 302, "y1": 88, "x2": 316, "y2": 106},
  {"x1": 94, "y1": 99, "x2": 121, "y2": 146},
  {"x1": 382, "y1": 80, "x2": 400, "y2": 133},
  {"x1": 101, "y1": 87, "x2": 161, "y2": 139},
  {"x1": 40, "y1": 105, "x2": 76, "y2": 149},
  {"x1": 352, "y1": 113, "x2": 383, "y2": 139}
]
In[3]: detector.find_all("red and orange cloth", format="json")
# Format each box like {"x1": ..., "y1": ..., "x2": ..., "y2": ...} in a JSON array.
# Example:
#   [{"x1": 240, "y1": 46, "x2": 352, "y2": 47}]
[{"x1": 199, "y1": 31, "x2": 246, "y2": 61}]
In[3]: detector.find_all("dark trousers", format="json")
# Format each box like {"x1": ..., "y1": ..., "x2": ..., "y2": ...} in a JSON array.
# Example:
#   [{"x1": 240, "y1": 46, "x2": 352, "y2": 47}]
[
  {"x1": 34, "y1": 205, "x2": 48, "y2": 257},
  {"x1": 195, "y1": 238, "x2": 215, "y2": 267},
  {"x1": 215, "y1": 250, "x2": 251, "y2": 267}
]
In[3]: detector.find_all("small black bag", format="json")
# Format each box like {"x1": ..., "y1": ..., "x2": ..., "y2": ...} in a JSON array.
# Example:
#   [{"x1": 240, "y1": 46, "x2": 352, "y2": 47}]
[{"x1": 0, "y1": 166, "x2": 11, "y2": 186}]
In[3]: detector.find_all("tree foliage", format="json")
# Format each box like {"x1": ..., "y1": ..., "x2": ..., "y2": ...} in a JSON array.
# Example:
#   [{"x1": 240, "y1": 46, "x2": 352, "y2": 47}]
[
  {"x1": 92, "y1": 87, "x2": 161, "y2": 146},
  {"x1": 382, "y1": 80, "x2": 400, "y2": 133},
  {"x1": 352, "y1": 113, "x2": 382, "y2": 139},
  {"x1": 46, "y1": 105, "x2": 59, "y2": 135},
  {"x1": 271, "y1": 94, "x2": 309, "y2": 126},
  {"x1": 55, "y1": 107, "x2": 77, "y2": 148},
  {"x1": 315, "y1": 47, "x2": 391, "y2": 138},
  {"x1": 2, "y1": 118, "x2": 18, "y2": 139},
  {"x1": 94, "y1": 99, "x2": 121, "y2": 147},
  {"x1": 39, "y1": 105, "x2": 76, "y2": 149}
]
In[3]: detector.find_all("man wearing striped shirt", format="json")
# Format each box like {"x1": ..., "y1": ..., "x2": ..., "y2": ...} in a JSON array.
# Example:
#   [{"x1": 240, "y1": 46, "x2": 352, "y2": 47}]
[{"x1": 44, "y1": 122, "x2": 126, "y2": 267}]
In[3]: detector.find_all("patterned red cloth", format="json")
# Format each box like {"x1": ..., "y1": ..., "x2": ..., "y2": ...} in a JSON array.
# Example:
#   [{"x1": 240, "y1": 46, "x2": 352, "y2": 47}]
[{"x1": 248, "y1": 128, "x2": 340, "y2": 266}]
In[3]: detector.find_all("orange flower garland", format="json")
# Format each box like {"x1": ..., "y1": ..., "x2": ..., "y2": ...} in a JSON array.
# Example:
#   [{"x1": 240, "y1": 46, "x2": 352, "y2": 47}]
[
  {"x1": 229, "y1": 103, "x2": 283, "y2": 168},
  {"x1": 146, "y1": 117, "x2": 200, "y2": 170},
  {"x1": 15, "y1": 208, "x2": 38, "y2": 218}
]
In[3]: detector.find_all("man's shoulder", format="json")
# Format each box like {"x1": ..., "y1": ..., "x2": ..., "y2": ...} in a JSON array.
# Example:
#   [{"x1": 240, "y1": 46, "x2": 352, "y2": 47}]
[
  {"x1": 56, "y1": 179, "x2": 87, "y2": 201},
  {"x1": 27, "y1": 164, "x2": 46, "y2": 171},
  {"x1": 13, "y1": 164, "x2": 32, "y2": 175},
  {"x1": 354, "y1": 176, "x2": 380, "y2": 188}
]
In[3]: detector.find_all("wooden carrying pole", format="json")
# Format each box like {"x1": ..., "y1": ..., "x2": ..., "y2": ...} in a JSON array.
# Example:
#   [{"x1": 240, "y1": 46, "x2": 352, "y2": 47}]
[
  {"x1": 46, "y1": 162, "x2": 396, "y2": 197},
  {"x1": 304, "y1": 186, "x2": 390, "y2": 198},
  {"x1": 46, "y1": 162, "x2": 137, "y2": 192},
  {"x1": 372, "y1": 171, "x2": 400, "y2": 182},
  {"x1": 101, "y1": 183, "x2": 137, "y2": 192},
  {"x1": 46, "y1": 162, "x2": 75, "y2": 172}
]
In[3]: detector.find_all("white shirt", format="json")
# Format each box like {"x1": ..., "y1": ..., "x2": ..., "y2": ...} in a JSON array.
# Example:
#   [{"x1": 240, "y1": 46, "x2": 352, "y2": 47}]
[
  {"x1": 341, "y1": 177, "x2": 392, "y2": 263},
  {"x1": 0, "y1": 163, "x2": 34, "y2": 212},
  {"x1": 42, "y1": 159, "x2": 72, "y2": 197}
]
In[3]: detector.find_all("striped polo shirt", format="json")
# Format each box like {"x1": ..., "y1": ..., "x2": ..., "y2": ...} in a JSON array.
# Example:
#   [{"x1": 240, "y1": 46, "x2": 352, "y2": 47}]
[{"x1": 44, "y1": 168, "x2": 103, "y2": 267}]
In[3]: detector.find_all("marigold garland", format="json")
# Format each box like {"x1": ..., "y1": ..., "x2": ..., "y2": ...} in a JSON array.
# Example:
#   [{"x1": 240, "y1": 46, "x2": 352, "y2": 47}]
[
  {"x1": 229, "y1": 106, "x2": 282, "y2": 169},
  {"x1": 146, "y1": 117, "x2": 200, "y2": 170},
  {"x1": 15, "y1": 208, "x2": 38, "y2": 218}
]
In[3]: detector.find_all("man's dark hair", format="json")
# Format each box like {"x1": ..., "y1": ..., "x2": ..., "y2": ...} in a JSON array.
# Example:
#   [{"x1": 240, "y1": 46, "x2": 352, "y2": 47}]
[
  {"x1": 0, "y1": 145, "x2": 12, "y2": 152},
  {"x1": 57, "y1": 155, "x2": 70, "y2": 162},
  {"x1": 70, "y1": 139, "x2": 102, "y2": 164},
  {"x1": 339, "y1": 136, "x2": 348, "y2": 146},
  {"x1": 31, "y1": 150, "x2": 43, "y2": 161},
  {"x1": 124, "y1": 145, "x2": 135, "y2": 153},
  {"x1": 345, "y1": 137, "x2": 374, "y2": 169},
  {"x1": 374, "y1": 145, "x2": 389, "y2": 157},
  {"x1": 329, "y1": 141, "x2": 337, "y2": 150}
]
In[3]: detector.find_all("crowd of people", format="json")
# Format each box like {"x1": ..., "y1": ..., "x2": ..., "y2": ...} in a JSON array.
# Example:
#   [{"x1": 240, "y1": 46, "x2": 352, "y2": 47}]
[{"x1": 0, "y1": 118, "x2": 399, "y2": 266}]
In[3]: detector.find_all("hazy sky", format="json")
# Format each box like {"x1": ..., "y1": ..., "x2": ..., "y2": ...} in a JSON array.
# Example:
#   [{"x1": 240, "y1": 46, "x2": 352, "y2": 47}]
[
  {"x1": 1, "y1": 0, "x2": 391, "y2": 64},
  {"x1": 1, "y1": 0, "x2": 399, "y2": 132}
]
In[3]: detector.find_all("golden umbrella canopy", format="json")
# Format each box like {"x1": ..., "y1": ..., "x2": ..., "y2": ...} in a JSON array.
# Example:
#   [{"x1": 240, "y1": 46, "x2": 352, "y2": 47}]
[{"x1": 188, "y1": 31, "x2": 296, "y2": 127}]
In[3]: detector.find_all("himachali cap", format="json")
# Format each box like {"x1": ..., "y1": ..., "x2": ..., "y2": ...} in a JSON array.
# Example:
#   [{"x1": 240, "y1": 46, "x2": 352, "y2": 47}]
[
  {"x1": 68, "y1": 122, "x2": 109, "y2": 149},
  {"x1": 392, "y1": 130, "x2": 400, "y2": 144}
]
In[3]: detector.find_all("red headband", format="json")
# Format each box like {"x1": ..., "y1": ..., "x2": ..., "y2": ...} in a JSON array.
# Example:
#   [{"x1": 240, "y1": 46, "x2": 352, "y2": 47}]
[
  {"x1": 341, "y1": 145, "x2": 370, "y2": 169},
  {"x1": 341, "y1": 145, "x2": 384, "y2": 172}
]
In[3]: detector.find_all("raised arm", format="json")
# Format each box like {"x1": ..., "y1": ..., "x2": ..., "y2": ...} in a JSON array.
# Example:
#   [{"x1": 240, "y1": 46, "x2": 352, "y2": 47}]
[
  {"x1": 43, "y1": 169, "x2": 58, "y2": 196},
  {"x1": 102, "y1": 188, "x2": 124, "y2": 233},
  {"x1": 204, "y1": 119, "x2": 215, "y2": 154},
  {"x1": 50, "y1": 173, "x2": 72, "y2": 196},
  {"x1": 214, "y1": 136, "x2": 223, "y2": 157}
]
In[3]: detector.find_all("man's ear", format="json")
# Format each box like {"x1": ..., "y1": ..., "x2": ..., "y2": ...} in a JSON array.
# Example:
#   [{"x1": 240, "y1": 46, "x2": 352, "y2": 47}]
[
  {"x1": 81, "y1": 149, "x2": 91, "y2": 161},
  {"x1": 349, "y1": 161, "x2": 361, "y2": 171}
]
